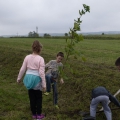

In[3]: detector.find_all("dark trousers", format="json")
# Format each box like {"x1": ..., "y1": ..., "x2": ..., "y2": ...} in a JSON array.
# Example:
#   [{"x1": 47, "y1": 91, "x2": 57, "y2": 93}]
[
  {"x1": 28, "y1": 89, "x2": 42, "y2": 115},
  {"x1": 45, "y1": 74, "x2": 58, "y2": 105}
]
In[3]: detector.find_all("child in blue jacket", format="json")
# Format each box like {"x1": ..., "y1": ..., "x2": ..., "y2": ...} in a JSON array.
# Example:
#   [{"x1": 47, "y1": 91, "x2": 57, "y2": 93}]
[{"x1": 90, "y1": 86, "x2": 120, "y2": 120}]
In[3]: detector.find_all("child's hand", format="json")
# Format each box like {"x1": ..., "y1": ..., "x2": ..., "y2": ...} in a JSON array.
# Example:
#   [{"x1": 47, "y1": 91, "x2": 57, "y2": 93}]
[
  {"x1": 42, "y1": 87, "x2": 46, "y2": 92},
  {"x1": 17, "y1": 79, "x2": 21, "y2": 83},
  {"x1": 60, "y1": 78, "x2": 64, "y2": 84}
]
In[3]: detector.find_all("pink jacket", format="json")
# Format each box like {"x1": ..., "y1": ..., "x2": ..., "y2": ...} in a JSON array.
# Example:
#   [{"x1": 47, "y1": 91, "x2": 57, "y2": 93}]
[{"x1": 17, "y1": 54, "x2": 46, "y2": 88}]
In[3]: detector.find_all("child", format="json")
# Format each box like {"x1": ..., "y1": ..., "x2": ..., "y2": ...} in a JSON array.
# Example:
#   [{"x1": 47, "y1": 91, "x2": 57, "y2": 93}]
[
  {"x1": 90, "y1": 86, "x2": 120, "y2": 120},
  {"x1": 44, "y1": 52, "x2": 64, "y2": 109},
  {"x1": 17, "y1": 40, "x2": 46, "y2": 120}
]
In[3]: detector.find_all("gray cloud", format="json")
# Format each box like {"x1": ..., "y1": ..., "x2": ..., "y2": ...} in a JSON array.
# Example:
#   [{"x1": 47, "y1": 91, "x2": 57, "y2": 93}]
[{"x1": 0, "y1": 0, "x2": 120, "y2": 35}]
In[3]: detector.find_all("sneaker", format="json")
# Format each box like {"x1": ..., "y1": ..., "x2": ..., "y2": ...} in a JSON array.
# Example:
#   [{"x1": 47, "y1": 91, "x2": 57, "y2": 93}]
[
  {"x1": 55, "y1": 105, "x2": 59, "y2": 109},
  {"x1": 44, "y1": 92, "x2": 50, "y2": 96},
  {"x1": 36, "y1": 114, "x2": 45, "y2": 120},
  {"x1": 32, "y1": 115, "x2": 36, "y2": 119}
]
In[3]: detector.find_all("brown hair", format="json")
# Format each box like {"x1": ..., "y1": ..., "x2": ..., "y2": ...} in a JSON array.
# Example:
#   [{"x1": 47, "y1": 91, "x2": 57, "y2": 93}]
[
  {"x1": 57, "y1": 52, "x2": 64, "y2": 57},
  {"x1": 32, "y1": 40, "x2": 42, "y2": 54}
]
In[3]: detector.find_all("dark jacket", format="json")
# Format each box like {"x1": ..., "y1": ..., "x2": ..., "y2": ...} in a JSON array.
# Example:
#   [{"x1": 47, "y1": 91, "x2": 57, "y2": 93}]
[
  {"x1": 92, "y1": 86, "x2": 109, "y2": 98},
  {"x1": 92, "y1": 86, "x2": 120, "y2": 107}
]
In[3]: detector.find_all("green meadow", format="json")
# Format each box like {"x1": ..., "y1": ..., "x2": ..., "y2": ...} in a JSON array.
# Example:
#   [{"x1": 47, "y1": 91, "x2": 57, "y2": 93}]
[{"x1": 0, "y1": 37, "x2": 120, "y2": 120}]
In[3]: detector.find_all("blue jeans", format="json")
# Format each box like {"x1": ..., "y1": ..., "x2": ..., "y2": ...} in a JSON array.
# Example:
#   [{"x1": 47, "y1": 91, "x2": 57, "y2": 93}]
[
  {"x1": 90, "y1": 95, "x2": 112, "y2": 120},
  {"x1": 45, "y1": 74, "x2": 58, "y2": 105}
]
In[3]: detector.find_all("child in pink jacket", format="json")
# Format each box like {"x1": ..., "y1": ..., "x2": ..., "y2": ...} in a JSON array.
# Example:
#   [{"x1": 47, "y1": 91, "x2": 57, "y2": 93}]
[{"x1": 17, "y1": 40, "x2": 46, "y2": 120}]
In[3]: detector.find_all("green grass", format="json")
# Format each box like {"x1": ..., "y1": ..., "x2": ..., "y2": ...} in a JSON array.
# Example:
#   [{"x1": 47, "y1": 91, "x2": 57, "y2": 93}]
[{"x1": 0, "y1": 37, "x2": 120, "y2": 120}]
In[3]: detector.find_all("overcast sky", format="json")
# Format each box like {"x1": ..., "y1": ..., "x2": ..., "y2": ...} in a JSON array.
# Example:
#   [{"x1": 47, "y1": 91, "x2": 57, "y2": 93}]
[{"x1": 0, "y1": 0, "x2": 120, "y2": 36}]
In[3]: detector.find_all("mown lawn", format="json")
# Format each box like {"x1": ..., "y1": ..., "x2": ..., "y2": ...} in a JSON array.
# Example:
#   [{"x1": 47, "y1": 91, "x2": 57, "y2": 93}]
[{"x1": 0, "y1": 37, "x2": 120, "y2": 120}]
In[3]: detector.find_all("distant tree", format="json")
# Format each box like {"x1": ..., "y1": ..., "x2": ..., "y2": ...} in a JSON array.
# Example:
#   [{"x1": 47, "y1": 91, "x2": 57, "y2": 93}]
[
  {"x1": 28, "y1": 31, "x2": 39, "y2": 38},
  {"x1": 44, "y1": 33, "x2": 51, "y2": 38},
  {"x1": 102, "y1": 32, "x2": 104, "y2": 35},
  {"x1": 28, "y1": 32, "x2": 33, "y2": 37},
  {"x1": 33, "y1": 31, "x2": 39, "y2": 37},
  {"x1": 65, "y1": 33, "x2": 68, "y2": 37}
]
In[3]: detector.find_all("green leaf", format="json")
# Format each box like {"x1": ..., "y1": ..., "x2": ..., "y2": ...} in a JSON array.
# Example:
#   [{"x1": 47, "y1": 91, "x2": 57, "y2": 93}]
[
  {"x1": 79, "y1": 10, "x2": 83, "y2": 16},
  {"x1": 82, "y1": 9, "x2": 85, "y2": 14},
  {"x1": 83, "y1": 4, "x2": 90, "y2": 12}
]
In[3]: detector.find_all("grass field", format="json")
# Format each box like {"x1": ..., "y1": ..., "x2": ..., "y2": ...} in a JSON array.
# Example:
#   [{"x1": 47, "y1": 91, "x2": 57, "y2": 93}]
[{"x1": 0, "y1": 37, "x2": 120, "y2": 120}]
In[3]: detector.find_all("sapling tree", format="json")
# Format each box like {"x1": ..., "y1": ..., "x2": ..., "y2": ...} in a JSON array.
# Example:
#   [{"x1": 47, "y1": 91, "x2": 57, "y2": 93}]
[{"x1": 59, "y1": 4, "x2": 90, "y2": 79}]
